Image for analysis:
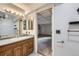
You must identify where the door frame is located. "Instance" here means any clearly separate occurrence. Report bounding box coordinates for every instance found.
[36,6,53,56]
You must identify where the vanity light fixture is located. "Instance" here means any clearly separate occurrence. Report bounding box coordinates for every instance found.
[3,9,25,19]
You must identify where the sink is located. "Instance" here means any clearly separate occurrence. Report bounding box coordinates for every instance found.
[0,37,15,40]
[0,34,33,40]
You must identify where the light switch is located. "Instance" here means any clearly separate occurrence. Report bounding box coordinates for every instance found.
[56,30,61,34]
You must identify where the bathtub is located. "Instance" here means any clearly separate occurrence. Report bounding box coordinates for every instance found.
[38,36,52,49]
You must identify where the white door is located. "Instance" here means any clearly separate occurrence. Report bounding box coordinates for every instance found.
[54,3,79,56]
[54,32,69,56]
[54,31,79,56]
[54,14,79,56]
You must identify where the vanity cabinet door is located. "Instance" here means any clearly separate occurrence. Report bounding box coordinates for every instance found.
[14,46,22,56]
[0,52,5,56]
[4,49,13,56]
[27,39,34,55]
[22,39,34,55]
[28,39,34,48]
[0,49,13,56]
[22,43,29,55]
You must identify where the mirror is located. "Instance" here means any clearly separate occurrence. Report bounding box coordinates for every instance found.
[23,17,34,30]
[28,20,31,30]
[23,20,27,30]
[31,20,33,30]
[28,17,34,30]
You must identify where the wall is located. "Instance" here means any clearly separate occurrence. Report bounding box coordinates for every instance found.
[38,24,52,35]
[54,3,79,56]
[37,12,52,35]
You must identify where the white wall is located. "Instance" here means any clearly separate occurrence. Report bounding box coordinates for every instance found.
[54,3,79,56]
[38,24,52,35]
[37,13,52,35]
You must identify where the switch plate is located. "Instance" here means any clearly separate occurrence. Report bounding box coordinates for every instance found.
[56,30,61,34]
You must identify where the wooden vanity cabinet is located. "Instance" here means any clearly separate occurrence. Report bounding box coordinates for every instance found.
[0,38,34,56]
[0,44,14,56]
[14,45,22,56]
[22,38,34,55]
[22,43,28,55]
[0,49,13,56]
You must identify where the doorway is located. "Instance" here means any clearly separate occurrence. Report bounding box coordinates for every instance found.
[37,8,52,56]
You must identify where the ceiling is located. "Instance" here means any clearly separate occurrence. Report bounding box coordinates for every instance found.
[0,3,46,15]
[13,3,46,14]
[37,8,52,18]
[0,3,62,15]
[54,3,62,6]
[37,8,52,24]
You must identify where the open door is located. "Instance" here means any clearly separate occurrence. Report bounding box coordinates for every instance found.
[37,8,52,56]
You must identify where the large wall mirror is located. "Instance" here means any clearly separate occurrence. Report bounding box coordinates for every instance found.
[23,17,34,30]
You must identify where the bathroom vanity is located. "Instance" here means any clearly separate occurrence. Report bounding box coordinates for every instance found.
[0,36,34,56]
[0,10,34,56]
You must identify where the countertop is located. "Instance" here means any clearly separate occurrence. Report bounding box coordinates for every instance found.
[0,35,34,46]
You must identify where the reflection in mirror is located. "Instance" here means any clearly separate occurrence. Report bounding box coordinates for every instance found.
[23,20,26,30]
[28,20,31,30]
[22,17,34,31]
[19,19,23,35]
[28,17,34,30]
[31,20,33,30]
